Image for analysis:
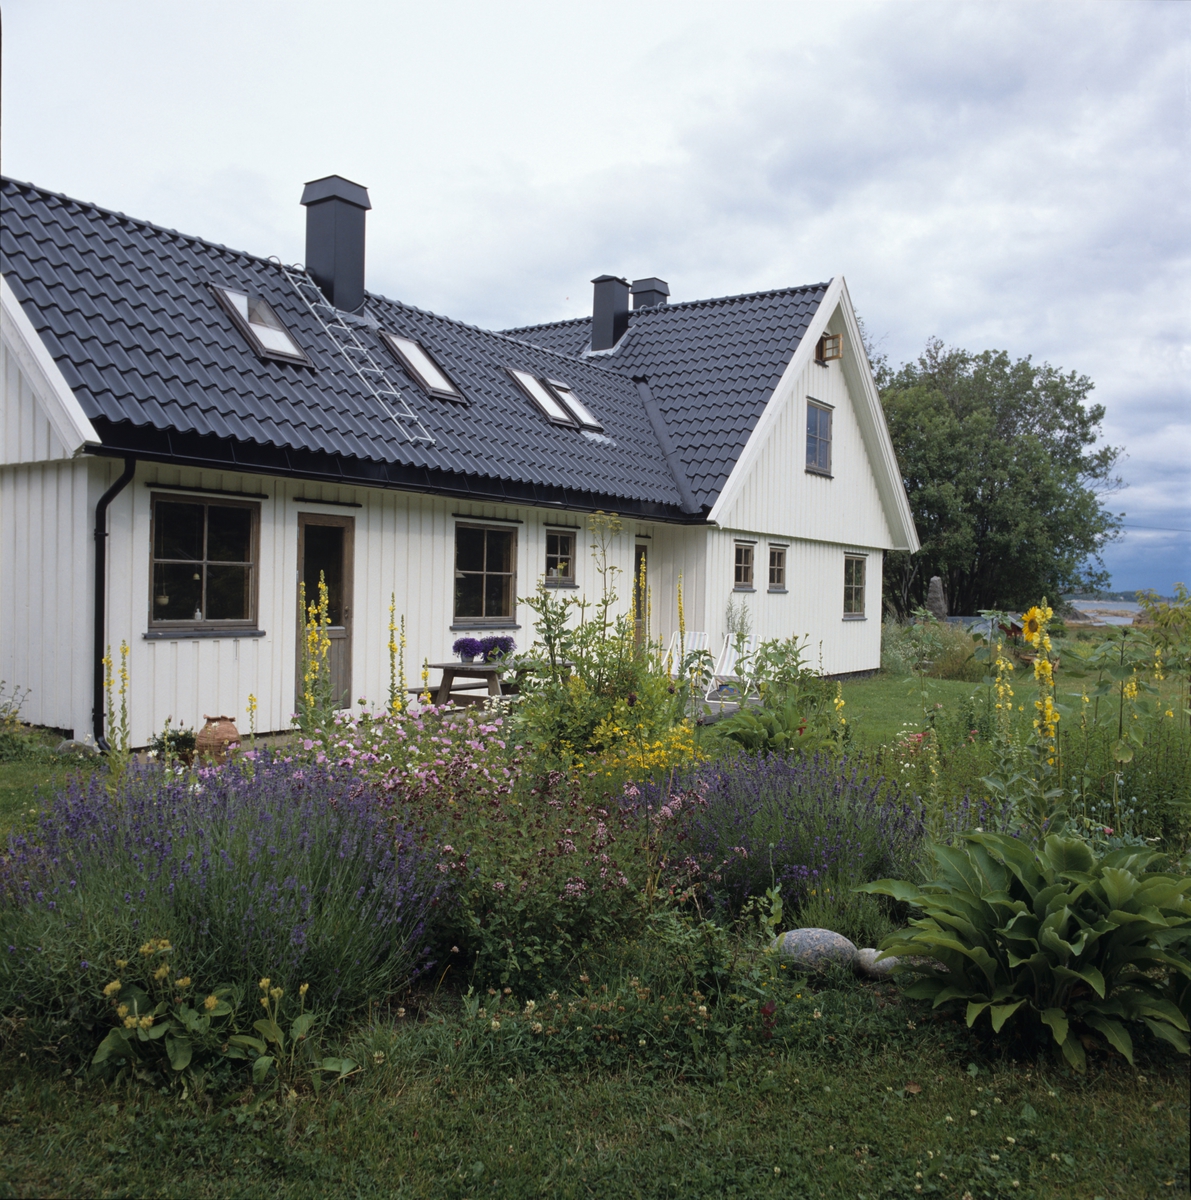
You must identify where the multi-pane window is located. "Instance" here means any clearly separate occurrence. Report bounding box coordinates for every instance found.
[844,555,866,616]
[816,332,843,362]
[150,497,258,627]
[454,525,516,623]
[734,543,754,589]
[545,531,575,585]
[769,546,786,590]
[806,401,832,474]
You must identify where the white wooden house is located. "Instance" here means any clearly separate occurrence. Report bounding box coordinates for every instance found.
[0,174,918,747]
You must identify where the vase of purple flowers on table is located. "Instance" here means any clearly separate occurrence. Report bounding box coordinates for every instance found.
[480,635,516,663]
[452,636,484,663]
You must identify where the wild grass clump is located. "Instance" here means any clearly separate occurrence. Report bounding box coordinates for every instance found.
[882,617,983,680]
[0,755,443,1034]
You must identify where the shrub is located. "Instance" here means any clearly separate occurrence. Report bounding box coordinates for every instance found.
[882,618,983,681]
[861,830,1191,1070]
[676,754,926,923]
[0,756,443,1028]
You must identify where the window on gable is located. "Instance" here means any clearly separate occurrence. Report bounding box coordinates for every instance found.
[545,530,576,585]
[381,333,463,400]
[806,400,832,475]
[454,524,517,625]
[816,332,843,362]
[213,286,310,366]
[844,555,866,617]
[150,496,259,628]
[547,380,603,431]
[734,543,755,590]
[769,545,787,591]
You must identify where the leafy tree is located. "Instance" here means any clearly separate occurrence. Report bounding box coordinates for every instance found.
[877,339,1122,616]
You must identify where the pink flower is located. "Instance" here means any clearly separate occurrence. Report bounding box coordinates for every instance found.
[1103,826,1114,836]
[303,739,314,751]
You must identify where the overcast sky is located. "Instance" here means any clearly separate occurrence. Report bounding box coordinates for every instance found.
[3,0,1188,592]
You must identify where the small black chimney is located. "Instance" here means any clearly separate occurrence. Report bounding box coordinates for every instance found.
[300,175,372,312]
[591,274,630,351]
[631,277,669,309]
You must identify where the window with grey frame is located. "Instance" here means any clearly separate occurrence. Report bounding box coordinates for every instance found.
[544,530,575,585]
[150,496,259,629]
[769,545,787,591]
[454,524,517,624]
[734,543,755,589]
[844,555,866,616]
[806,400,832,474]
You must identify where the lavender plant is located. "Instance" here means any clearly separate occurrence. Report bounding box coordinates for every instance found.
[676,753,927,933]
[0,756,443,1029]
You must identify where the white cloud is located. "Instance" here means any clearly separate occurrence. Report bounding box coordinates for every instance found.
[2,0,1187,589]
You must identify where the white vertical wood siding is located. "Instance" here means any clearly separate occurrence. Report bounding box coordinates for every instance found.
[0,456,94,735]
[717,343,894,550]
[700,529,882,676]
[1,332,72,465]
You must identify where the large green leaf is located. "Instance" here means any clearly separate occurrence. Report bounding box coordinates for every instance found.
[934,845,985,897]
[254,1018,285,1049]
[252,1055,275,1086]
[1040,1007,1068,1045]
[1140,1018,1190,1054]
[1052,963,1106,998]
[990,1000,1025,1033]
[1043,836,1095,876]
[1060,1032,1087,1072]
[228,1034,268,1054]
[1098,868,1140,911]
[1082,1013,1134,1064]
[858,879,924,904]
[166,1035,192,1072]
[92,1027,133,1066]
[966,1001,990,1027]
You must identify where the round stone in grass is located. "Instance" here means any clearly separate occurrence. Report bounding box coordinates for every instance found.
[854,947,899,978]
[771,928,857,970]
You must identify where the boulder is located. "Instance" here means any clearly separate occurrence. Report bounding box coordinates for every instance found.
[770,928,857,970]
[55,739,99,757]
[854,947,899,978]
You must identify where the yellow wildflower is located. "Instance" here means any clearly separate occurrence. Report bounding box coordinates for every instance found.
[270,987,283,1001]
[116,1004,129,1018]
[153,964,170,981]
[299,982,309,997]
[123,1016,138,1029]
[175,977,191,988]
[103,980,122,997]
[260,996,269,1008]
[138,1015,154,1029]
[1123,678,1138,701]
[115,959,129,969]
[259,977,271,991]
[203,994,218,1011]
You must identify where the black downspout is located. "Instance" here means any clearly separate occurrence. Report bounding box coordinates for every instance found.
[93,456,136,751]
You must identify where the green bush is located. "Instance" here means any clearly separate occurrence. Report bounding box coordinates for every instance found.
[882,618,983,681]
[861,829,1191,1070]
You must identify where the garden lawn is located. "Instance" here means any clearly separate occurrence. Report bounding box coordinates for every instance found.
[839,673,979,746]
[0,758,96,840]
[0,1028,1185,1199]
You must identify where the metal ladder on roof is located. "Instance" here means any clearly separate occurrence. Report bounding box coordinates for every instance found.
[279,263,436,447]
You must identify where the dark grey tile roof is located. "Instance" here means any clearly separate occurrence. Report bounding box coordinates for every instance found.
[504,284,829,507]
[0,178,685,512]
[3,177,829,516]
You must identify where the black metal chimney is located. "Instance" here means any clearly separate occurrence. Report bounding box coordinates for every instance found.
[300,175,372,312]
[591,275,630,351]
[631,277,669,309]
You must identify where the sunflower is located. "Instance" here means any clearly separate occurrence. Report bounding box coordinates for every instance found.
[1021,604,1051,647]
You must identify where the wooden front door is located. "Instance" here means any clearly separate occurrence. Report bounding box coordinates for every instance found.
[297,514,354,709]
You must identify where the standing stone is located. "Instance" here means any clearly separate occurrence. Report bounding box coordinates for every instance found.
[926,576,948,620]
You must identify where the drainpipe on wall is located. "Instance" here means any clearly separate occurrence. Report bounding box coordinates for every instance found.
[92,456,136,751]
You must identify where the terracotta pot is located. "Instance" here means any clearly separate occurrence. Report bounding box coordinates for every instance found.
[196,715,241,763]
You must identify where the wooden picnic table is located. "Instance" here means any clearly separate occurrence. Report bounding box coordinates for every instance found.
[414,659,573,707]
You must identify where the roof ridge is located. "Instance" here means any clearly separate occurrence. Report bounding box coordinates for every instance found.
[501,280,832,336]
[1,175,284,270]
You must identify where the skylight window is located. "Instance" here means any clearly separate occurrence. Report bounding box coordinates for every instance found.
[508,368,575,425]
[547,380,603,431]
[213,287,310,365]
[381,333,463,400]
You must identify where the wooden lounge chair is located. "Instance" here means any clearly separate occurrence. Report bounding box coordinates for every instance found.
[664,630,711,676]
[704,634,759,703]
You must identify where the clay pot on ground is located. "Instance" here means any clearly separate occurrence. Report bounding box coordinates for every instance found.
[196,715,241,763]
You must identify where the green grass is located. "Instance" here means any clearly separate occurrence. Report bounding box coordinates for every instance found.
[840,673,980,746]
[0,754,97,840]
[1,989,1186,1199]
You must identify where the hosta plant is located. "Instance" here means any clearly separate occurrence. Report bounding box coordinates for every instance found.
[860,830,1191,1070]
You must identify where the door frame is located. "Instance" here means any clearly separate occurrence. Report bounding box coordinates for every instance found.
[296,512,355,709]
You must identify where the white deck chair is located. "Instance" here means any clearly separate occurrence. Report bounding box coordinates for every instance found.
[665,630,710,677]
[704,634,759,703]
